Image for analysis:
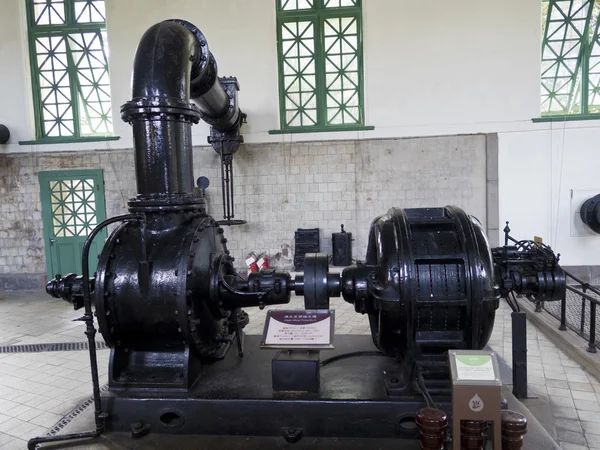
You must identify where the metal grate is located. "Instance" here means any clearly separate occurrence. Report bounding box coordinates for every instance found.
[45,384,109,436]
[543,286,600,344]
[0,341,107,353]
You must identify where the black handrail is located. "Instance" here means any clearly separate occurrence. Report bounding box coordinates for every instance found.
[565,269,600,297]
[546,269,599,354]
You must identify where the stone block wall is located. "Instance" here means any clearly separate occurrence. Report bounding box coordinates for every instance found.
[0,134,494,290]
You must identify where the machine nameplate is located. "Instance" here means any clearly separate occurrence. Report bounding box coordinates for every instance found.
[261,310,334,349]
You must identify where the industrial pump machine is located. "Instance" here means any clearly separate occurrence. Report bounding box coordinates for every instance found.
[37,19,566,448]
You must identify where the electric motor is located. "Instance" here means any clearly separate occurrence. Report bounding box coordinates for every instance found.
[342,206,499,383]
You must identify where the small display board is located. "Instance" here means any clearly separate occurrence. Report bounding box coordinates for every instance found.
[454,354,496,381]
[261,310,334,349]
[449,350,502,449]
[449,350,500,384]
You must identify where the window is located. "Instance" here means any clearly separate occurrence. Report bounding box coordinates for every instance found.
[26,0,113,140]
[541,0,600,117]
[275,0,367,132]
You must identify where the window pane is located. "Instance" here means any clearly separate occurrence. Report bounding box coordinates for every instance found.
[74,0,106,23]
[280,0,314,11]
[280,21,317,127]
[324,0,357,7]
[324,16,361,125]
[67,31,113,135]
[49,179,98,237]
[34,35,74,137]
[541,0,591,115]
[33,0,65,25]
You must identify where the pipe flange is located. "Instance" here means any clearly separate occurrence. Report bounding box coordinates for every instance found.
[121,97,202,124]
[166,19,211,73]
[128,194,206,213]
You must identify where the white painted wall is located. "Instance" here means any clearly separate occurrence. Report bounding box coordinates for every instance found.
[0,0,541,150]
[499,124,600,266]
[1,0,599,265]
[0,0,32,149]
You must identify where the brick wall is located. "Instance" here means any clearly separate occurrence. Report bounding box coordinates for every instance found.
[0,134,493,290]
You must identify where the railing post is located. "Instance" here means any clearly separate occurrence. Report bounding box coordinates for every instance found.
[559,291,567,331]
[512,311,528,398]
[588,302,597,354]
[581,285,587,334]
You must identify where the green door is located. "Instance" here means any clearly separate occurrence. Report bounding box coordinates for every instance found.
[39,170,108,280]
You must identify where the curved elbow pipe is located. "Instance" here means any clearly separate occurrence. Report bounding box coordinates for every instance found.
[121,19,241,205]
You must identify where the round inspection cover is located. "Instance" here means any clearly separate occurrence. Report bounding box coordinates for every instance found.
[303,253,329,309]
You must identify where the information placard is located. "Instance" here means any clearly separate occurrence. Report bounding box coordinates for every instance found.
[455,354,495,381]
[261,310,334,349]
[449,350,500,384]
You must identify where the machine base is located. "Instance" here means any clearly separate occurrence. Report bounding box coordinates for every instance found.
[102,335,450,440]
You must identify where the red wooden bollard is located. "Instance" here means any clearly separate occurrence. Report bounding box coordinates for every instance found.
[460,420,487,450]
[416,408,448,450]
[501,410,527,450]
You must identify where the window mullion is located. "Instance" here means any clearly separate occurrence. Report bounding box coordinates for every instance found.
[276,16,286,129]
[356,10,365,125]
[315,13,326,127]
[65,0,75,26]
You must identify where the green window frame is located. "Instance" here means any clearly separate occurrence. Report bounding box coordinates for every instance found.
[540,0,600,120]
[272,0,372,134]
[24,0,115,143]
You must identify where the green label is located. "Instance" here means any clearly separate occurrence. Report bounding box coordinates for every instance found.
[454,353,496,381]
[455,355,492,366]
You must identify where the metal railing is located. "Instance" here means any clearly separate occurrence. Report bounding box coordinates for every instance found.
[542,270,600,353]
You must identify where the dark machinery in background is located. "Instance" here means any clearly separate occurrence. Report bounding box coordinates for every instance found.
[581,194,600,234]
[33,19,567,448]
[0,124,10,144]
[332,224,352,266]
[294,227,320,269]
[491,222,567,398]
[493,222,566,305]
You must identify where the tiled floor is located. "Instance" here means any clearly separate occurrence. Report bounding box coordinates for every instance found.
[488,300,600,450]
[0,290,599,449]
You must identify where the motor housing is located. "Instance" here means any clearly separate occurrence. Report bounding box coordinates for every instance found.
[342,206,499,390]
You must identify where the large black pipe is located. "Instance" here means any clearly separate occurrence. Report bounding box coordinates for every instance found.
[121,20,241,203]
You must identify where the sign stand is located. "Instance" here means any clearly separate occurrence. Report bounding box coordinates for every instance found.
[449,350,502,449]
[272,349,321,392]
[261,310,334,393]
